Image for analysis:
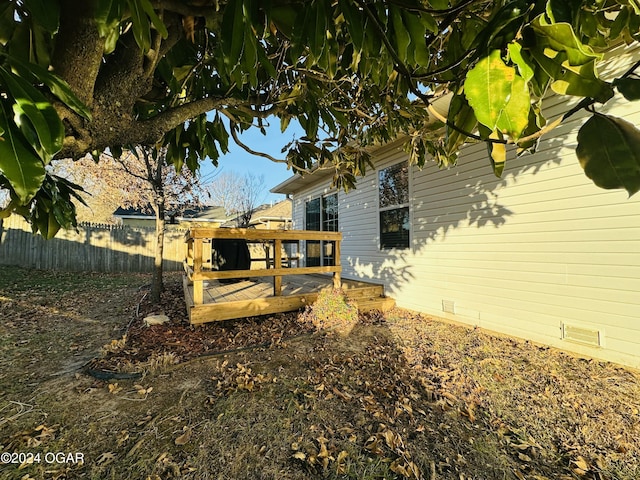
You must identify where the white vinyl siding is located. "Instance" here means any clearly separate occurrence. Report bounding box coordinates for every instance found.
[296,111,640,367]
[288,47,640,368]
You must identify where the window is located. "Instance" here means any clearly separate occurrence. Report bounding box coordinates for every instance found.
[305,193,338,266]
[379,161,410,249]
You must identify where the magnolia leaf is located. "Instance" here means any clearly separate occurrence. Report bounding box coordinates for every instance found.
[128,0,151,51]
[496,74,530,140]
[429,0,449,8]
[464,50,517,131]
[532,15,602,66]
[221,0,245,67]
[613,77,640,100]
[139,0,168,39]
[33,202,62,239]
[576,113,640,196]
[446,94,477,154]
[22,0,59,33]
[507,42,534,82]
[487,130,507,177]
[402,10,433,66]
[0,66,63,158]
[391,6,410,63]
[530,49,614,103]
[8,56,92,120]
[0,110,46,204]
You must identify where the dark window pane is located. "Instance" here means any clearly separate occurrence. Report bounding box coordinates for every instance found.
[322,194,338,232]
[380,207,410,249]
[305,198,321,231]
[379,162,409,208]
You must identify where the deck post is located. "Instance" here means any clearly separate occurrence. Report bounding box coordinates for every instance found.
[273,239,282,296]
[193,238,203,305]
[333,239,342,289]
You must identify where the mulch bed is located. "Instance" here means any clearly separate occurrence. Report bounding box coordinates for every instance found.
[88,277,317,373]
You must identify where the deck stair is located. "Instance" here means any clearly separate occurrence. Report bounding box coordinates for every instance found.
[341,284,395,312]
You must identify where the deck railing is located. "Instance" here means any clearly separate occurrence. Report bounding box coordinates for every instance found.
[184,228,342,305]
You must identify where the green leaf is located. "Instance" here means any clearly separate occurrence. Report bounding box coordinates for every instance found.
[446,94,477,155]
[0,66,63,159]
[507,42,534,83]
[308,1,327,63]
[390,6,410,63]
[8,56,92,120]
[402,10,432,66]
[128,0,151,51]
[269,5,297,39]
[221,0,245,67]
[609,6,630,40]
[464,51,516,131]
[139,0,168,38]
[429,0,449,9]
[531,15,602,66]
[530,49,614,103]
[22,0,59,33]
[496,74,530,140]
[0,108,46,204]
[613,77,640,101]
[338,0,364,52]
[487,130,507,177]
[576,113,640,196]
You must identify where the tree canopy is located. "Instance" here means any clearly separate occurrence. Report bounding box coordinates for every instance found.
[1,0,640,236]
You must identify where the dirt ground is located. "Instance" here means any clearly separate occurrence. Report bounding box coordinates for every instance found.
[0,267,639,480]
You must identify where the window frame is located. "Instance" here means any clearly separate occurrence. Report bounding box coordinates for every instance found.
[304,192,339,266]
[377,161,411,250]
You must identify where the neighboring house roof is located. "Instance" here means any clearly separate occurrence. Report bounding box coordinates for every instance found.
[112,206,155,219]
[221,199,292,227]
[176,205,229,222]
[113,205,231,223]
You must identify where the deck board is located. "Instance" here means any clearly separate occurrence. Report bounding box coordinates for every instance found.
[197,274,354,305]
[183,274,393,324]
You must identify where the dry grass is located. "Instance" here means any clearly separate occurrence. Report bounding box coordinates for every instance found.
[0,267,639,480]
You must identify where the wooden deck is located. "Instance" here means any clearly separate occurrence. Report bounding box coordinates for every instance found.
[183,273,395,324]
[182,228,394,324]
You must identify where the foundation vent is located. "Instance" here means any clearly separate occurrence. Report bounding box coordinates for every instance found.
[442,300,455,314]
[562,323,602,347]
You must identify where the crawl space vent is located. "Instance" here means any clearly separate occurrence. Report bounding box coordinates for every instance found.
[442,300,455,314]
[562,323,602,347]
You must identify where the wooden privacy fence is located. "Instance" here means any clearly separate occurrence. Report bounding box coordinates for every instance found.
[0,215,186,273]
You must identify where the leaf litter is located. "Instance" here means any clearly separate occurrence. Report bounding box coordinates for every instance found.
[1,270,639,479]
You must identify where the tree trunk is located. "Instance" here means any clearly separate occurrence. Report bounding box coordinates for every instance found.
[151,199,166,304]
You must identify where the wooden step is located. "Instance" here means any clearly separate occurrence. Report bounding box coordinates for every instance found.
[354,296,396,312]
[343,285,385,300]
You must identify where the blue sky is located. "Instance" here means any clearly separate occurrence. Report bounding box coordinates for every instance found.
[200,119,305,204]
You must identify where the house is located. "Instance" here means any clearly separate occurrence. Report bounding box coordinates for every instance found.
[271,57,640,369]
[221,199,293,229]
[113,205,231,229]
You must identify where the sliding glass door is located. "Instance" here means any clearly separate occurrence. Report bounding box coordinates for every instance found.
[305,193,338,267]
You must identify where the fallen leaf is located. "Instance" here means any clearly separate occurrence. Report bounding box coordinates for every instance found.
[108,383,122,394]
[175,426,192,446]
[292,451,306,461]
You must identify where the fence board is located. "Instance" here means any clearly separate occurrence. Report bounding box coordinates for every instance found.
[0,216,186,273]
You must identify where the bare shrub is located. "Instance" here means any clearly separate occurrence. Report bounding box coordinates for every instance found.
[299,288,358,336]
